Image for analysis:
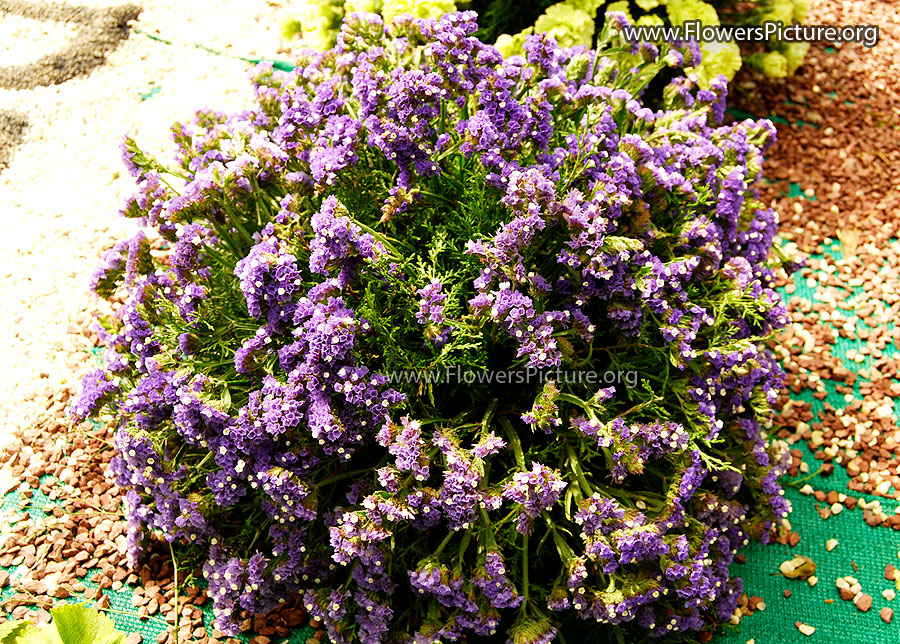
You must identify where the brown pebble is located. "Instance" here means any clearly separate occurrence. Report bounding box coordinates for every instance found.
[52,585,72,599]
[855,593,873,612]
[886,564,897,581]
[789,532,801,547]
[881,607,894,624]
[824,598,834,604]
[125,634,142,644]
[784,589,792,598]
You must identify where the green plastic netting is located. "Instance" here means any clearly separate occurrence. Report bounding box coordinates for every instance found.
[716,239,900,644]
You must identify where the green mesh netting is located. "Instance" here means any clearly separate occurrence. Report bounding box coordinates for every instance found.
[715,239,900,644]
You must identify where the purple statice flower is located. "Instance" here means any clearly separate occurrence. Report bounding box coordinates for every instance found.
[575,493,626,537]
[120,369,180,431]
[474,551,522,609]
[407,489,443,529]
[502,463,567,534]
[69,369,120,421]
[89,239,127,297]
[310,115,363,188]
[303,589,352,644]
[361,492,416,525]
[172,223,215,278]
[79,9,792,642]
[204,545,249,636]
[355,591,393,644]
[415,279,447,324]
[468,284,570,367]
[205,470,246,507]
[432,430,482,531]
[234,325,276,374]
[377,416,430,481]
[309,196,383,287]
[376,465,402,494]
[408,558,476,613]
[330,510,393,591]
[472,432,505,459]
[234,228,303,329]
[612,520,669,566]
[255,466,317,523]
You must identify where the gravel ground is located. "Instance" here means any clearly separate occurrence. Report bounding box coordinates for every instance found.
[0,0,293,449]
[731,0,900,506]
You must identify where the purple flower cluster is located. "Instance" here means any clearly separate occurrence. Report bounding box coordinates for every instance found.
[503,463,568,534]
[74,9,794,643]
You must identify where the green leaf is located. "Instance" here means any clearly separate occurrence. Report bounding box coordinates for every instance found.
[9,623,58,644]
[0,621,31,643]
[47,604,126,644]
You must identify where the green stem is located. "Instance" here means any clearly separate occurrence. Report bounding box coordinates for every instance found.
[479,507,499,550]
[613,395,663,421]
[481,398,499,436]
[222,199,255,247]
[556,393,592,414]
[522,532,530,612]
[169,541,179,639]
[564,441,594,497]
[499,417,527,471]
[434,531,455,558]
[543,512,575,562]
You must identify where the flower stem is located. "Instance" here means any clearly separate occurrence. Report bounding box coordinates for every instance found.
[499,417,527,471]
[169,540,179,639]
[522,532,529,612]
[564,440,594,497]
[434,530,455,558]
[613,395,663,421]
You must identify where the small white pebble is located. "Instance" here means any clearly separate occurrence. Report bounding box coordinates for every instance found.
[826,538,838,551]
[831,502,843,515]
[798,623,816,636]
[799,484,814,495]
[807,575,818,587]
[883,589,896,601]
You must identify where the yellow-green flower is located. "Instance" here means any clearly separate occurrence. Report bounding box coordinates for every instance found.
[382,0,456,22]
[776,41,810,74]
[534,3,596,48]
[746,50,788,77]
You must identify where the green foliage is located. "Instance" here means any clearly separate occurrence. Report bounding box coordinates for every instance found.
[0,604,130,644]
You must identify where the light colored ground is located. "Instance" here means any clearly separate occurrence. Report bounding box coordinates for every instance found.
[0,0,295,447]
